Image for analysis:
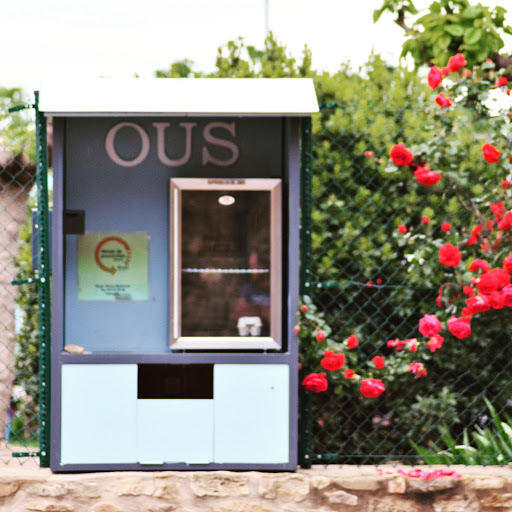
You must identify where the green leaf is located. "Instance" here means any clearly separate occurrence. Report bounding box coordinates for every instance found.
[464,27,483,45]
[435,34,452,51]
[462,5,484,20]
[373,8,385,23]
[445,24,464,37]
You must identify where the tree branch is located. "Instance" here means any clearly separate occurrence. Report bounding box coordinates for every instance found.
[394,9,412,33]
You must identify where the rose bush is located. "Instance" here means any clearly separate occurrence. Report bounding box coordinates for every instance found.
[300,53,512,413]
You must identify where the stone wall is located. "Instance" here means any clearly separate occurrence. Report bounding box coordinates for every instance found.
[0,465,511,512]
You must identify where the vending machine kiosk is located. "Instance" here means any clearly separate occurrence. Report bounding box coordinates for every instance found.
[40,79,318,471]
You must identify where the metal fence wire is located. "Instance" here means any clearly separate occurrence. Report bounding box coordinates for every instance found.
[1,95,511,467]
[299,103,512,466]
[0,91,40,464]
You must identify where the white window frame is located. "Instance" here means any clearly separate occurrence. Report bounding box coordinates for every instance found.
[170,178,282,350]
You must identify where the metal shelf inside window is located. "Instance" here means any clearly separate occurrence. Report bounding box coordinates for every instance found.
[182,268,270,274]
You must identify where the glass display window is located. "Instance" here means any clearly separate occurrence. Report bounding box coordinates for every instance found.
[170,178,282,350]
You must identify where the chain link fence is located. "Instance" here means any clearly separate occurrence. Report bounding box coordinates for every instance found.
[1,93,511,467]
[299,103,512,465]
[0,90,40,464]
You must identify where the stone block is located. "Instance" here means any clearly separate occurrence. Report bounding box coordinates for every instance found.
[388,477,406,494]
[481,493,512,508]
[78,482,102,499]
[191,473,250,498]
[310,476,331,490]
[0,481,19,497]
[334,476,380,491]
[25,503,74,512]
[153,480,180,500]
[324,490,358,506]
[211,501,273,512]
[258,475,309,502]
[433,497,480,512]
[91,504,123,512]
[407,477,458,493]
[116,478,155,496]
[26,483,69,497]
[465,477,505,490]
[368,497,419,512]
[147,505,176,512]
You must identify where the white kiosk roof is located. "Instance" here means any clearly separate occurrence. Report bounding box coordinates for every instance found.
[39,78,318,117]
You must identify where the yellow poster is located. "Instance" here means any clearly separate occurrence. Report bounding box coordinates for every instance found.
[77,232,149,301]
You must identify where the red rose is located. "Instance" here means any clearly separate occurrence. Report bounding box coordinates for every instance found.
[371,355,385,369]
[469,258,490,273]
[490,202,505,219]
[502,284,512,307]
[466,225,482,245]
[421,216,430,224]
[360,378,385,398]
[504,255,512,274]
[427,66,443,89]
[496,77,509,87]
[463,286,475,297]
[387,338,406,350]
[490,291,505,310]
[414,166,442,186]
[302,373,328,393]
[293,325,300,334]
[408,362,427,378]
[447,53,467,73]
[316,330,326,342]
[502,180,511,189]
[398,224,407,234]
[426,334,444,352]
[300,305,307,312]
[441,67,451,76]
[344,369,355,379]
[320,350,345,371]
[408,340,418,352]
[482,143,501,163]
[447,315,471,339]
[441,222,451,232]
[376,278,383,284]
[439,244,461,267]
[347,334,358,349]
[465,294,491,314]
[390,143,414,166]
[435,93,451,108]
[498,212,512,230]
[476,272,500,295]
[418,314,442,337]
[490,267,510,289]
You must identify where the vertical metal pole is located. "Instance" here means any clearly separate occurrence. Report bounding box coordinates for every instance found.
[34,92,51,467]
[298,116,313,468]
[300,116,312,295]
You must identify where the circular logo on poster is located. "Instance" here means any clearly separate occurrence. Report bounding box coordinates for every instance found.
[94,237,132,274]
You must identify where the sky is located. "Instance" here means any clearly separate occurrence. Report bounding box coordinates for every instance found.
[1,0,512,94]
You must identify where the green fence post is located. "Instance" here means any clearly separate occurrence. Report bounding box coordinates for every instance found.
[34,92,51,467]
[298,116,313,469]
